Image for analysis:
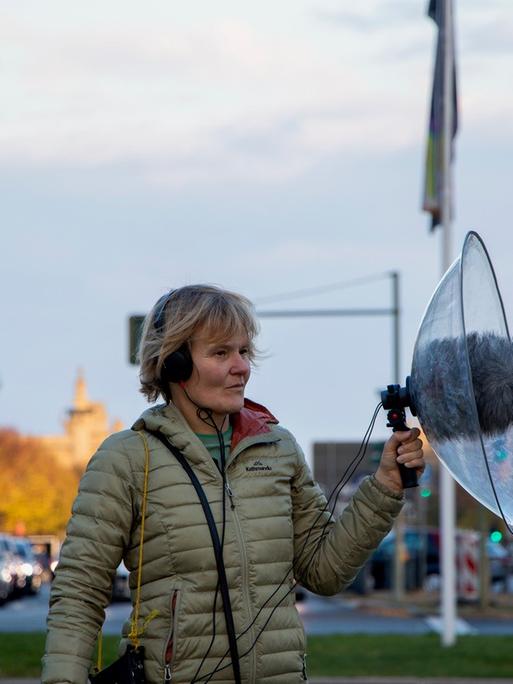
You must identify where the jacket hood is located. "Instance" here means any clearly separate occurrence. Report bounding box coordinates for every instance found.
[132,398,279,451]
[230,398,278,449]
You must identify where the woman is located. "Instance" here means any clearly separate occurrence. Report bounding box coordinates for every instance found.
[42,284,424,684]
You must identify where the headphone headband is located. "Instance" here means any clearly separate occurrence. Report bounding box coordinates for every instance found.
[153,289,193,388]
[154,289,177,332]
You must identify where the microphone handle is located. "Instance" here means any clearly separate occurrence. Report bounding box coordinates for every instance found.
[386,409,419,489]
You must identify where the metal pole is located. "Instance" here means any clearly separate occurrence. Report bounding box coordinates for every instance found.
[391,271,405,601]
[440,0,457,648]
[478,506,490,610]
[390,271,406,601]
[391,272,400,385]
[258,274,405,603]
[257,308,393,318]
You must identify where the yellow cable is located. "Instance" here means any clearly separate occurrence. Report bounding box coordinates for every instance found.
[128,431,151,648]
[95,430,152,669]
[96,630,103,671]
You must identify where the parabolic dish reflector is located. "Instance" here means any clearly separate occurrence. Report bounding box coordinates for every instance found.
[410,231,513,530]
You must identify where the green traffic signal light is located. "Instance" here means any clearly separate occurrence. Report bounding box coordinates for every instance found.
[420,487,431,498]
[490,530,503,543]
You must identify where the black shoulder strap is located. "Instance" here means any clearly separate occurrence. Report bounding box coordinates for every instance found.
[146,430,241,684]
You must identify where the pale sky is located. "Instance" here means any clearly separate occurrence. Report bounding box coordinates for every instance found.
[2,0,513,459]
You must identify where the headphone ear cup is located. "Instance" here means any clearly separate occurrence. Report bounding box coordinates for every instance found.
[161,345,193,384]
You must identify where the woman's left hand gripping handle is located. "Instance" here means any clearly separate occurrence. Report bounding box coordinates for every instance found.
[375,428,425,493]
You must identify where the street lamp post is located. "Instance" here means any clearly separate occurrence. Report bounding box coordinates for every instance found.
[257,270,406,599]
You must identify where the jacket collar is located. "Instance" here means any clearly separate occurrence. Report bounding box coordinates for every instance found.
[230,398,278,450]
[132,398,279,457]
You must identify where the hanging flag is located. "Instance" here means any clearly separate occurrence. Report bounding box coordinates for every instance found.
[422,0,458,231]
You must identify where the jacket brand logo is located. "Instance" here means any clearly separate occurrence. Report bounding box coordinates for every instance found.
[246,459,272,472]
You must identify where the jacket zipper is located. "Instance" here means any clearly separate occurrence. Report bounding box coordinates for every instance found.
[163,589,179,682]
[226,472,256,682]
[302,653,308,680]
[225,480,235,509]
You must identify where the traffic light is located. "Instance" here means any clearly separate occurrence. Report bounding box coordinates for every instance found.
[489,528,503,543]
[128,315,145,365]
[420,463,432,498]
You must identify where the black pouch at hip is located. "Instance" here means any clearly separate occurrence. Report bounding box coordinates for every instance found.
[89,645,145,684]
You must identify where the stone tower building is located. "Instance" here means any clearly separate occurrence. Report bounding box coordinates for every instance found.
[40,371,122,471]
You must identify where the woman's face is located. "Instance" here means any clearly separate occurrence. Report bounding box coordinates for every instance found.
[184,328,251,419]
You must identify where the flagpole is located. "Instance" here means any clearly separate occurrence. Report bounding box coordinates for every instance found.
[440,0,457,647]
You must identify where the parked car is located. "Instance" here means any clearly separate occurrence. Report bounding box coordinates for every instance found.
[13,538,43,595]
[0,535,46,596]
[487,540,510,585]
[369,527,511,592]
[0,551,14,605]
[370,528,440,591]
[0,534,26,595]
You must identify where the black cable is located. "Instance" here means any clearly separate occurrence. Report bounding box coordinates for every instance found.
[181,393,232,684]
[195,426,231,684]
[231,403,383,667]
[253,273,391,305]
[195,403,382,681]
[195,402,383,681]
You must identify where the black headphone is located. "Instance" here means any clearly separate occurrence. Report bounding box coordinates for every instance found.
[154,291,193,385]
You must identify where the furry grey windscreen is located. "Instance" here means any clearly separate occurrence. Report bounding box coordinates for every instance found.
[411,332,513,441]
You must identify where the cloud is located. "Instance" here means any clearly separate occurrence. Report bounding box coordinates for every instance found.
[0,9,428,181]
[463,20,513,56]
[0,3,512,188]
[240,236,423,279]
[314,1,421,31]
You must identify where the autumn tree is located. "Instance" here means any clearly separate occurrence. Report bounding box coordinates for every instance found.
[0,428,80,536]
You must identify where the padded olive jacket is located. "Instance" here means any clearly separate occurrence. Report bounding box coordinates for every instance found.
[42,400,403,684]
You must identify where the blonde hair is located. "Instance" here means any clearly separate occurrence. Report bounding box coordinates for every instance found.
[139,284,260,403]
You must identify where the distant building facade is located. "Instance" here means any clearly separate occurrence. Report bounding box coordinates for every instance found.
[313,438,438,524]
[313,441,385,516]
[40,371,122,471]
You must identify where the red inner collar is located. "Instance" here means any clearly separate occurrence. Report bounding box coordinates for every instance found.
[230,398,278,450]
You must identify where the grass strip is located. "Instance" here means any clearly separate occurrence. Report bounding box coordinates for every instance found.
[307,634,513,678]
[0,633,119,677]
[2,633,513,678]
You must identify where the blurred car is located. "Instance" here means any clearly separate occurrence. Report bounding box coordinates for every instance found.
[13,538,43,595]
[112,561,130,601]
[0,535,46,596]
[0,551,14,605]
[370,528,511,592]
[487,540,510,585]
[0,534,26,595]
[370,528,440,591]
